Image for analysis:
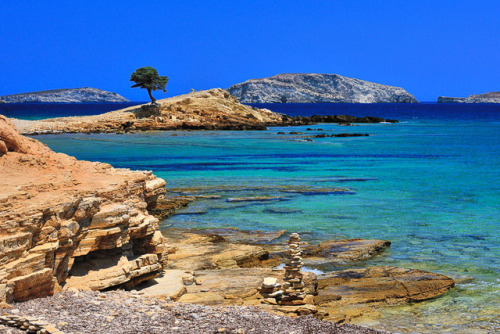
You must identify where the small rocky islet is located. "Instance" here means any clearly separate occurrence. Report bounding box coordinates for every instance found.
[0,92,457,333]
[437,91,500,103]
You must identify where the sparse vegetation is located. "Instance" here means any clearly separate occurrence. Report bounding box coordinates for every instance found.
[130,67,168,104]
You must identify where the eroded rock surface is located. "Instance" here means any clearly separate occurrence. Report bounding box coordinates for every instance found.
[164,233,269,270]
[175,268,317,305]
[316,266,455,307]
[0,115,168,302]
[302,239,392,265]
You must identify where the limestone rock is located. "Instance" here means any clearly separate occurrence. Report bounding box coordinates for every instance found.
[137,270,188,300]
[182,228,286,244]
[64,254,162,291]
[164,233,269,270]
[315,266,455,307]
[0,87,129,103]
[303,239,391,265]
[0,115,168,302]
[12,88,284,135]
[227,73,418,103]
[171,268,316,307]
[0,140,7,156]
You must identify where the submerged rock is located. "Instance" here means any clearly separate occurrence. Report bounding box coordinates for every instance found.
[182,228,287,244]
[227,196,286,202]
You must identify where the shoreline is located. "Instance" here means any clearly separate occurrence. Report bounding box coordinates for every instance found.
[9,89,397,136]
[1,105,494,332]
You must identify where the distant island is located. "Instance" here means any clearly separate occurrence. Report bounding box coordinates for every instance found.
[0,87,129,103]
[438,91,500,103]
[227,73,418,103]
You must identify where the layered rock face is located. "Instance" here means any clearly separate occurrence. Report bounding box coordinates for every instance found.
[227,73,418,103]
[438,91,500,103]
[0,87,129,103]
[0,115,167,302]
[13,88,284,135]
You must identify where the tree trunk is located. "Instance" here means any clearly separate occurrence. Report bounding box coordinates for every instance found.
[147,89,156,104]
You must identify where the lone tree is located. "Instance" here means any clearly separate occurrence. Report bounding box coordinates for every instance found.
[130,67,169,104]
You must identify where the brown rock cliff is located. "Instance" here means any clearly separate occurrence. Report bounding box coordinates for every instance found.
[0,115,168,302]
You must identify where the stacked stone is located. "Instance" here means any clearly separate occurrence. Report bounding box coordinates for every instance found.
[279,233,306,305]
[258,277,283,299]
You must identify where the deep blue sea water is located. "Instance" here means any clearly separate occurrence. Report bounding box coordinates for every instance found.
[0,102,144,120]
[4,103,499,333]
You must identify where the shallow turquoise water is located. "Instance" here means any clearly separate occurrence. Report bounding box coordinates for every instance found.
[37,115,499,332]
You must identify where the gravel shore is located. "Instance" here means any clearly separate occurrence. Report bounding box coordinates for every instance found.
[7,290,389,334]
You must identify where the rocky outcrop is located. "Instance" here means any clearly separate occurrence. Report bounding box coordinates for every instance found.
[164,233,270,270]
[301,239,392,266]
[0,115,168,302]
[438,91,500,103]
[13,88,284,134]
[227,73,418,103]
[316,266,455,307]
[0,87,129,103]
[11,88,399,135]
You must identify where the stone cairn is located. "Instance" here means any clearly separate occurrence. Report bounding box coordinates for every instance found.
[258,233,306,305]
[280,233,306,305]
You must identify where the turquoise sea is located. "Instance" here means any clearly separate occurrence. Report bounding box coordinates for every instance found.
[12,103,499,333]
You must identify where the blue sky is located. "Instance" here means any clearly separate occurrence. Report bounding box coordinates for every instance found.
[0,0,498,101]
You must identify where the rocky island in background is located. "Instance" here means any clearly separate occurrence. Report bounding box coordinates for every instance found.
[0,87,129,103]
[437,91,500,103]
[227,73,418,103]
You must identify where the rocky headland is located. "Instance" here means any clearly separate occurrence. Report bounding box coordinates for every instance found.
[437,91,500,103]
[227,73,418,103]
[0,115,168,303]
[11,88,398,135]
[0,88,129,103]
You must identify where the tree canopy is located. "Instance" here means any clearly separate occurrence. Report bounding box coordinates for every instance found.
[130,67,169,104]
